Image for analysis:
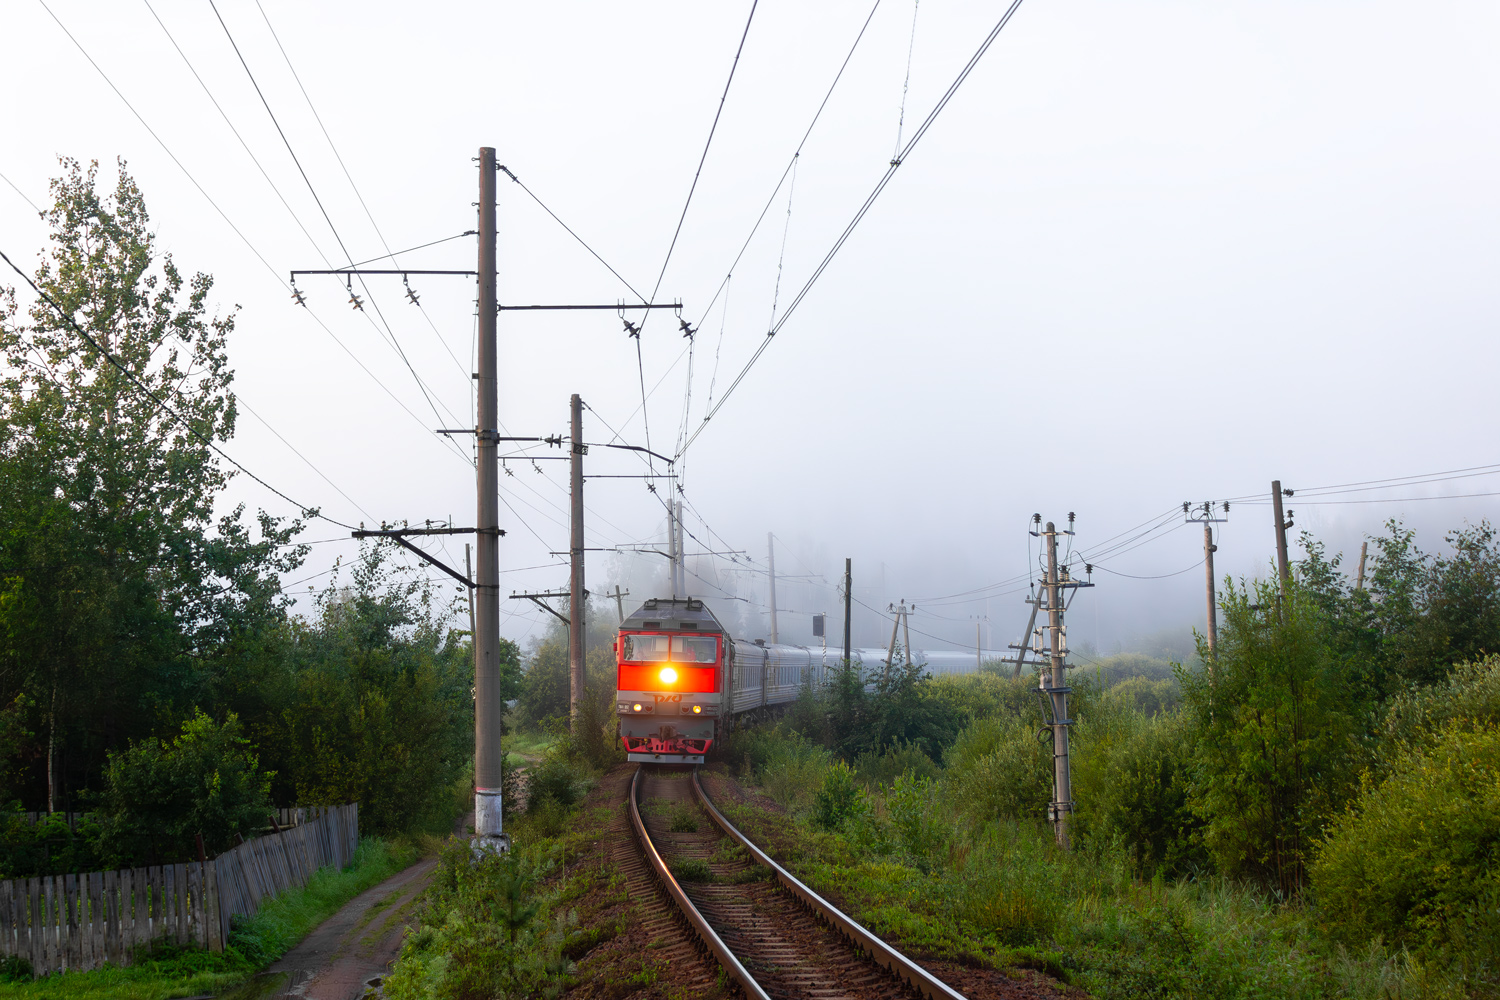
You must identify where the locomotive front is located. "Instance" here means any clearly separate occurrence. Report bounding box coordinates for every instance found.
[616,597,725,764]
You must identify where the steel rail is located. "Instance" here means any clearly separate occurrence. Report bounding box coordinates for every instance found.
[627,767,771,1000]
[691,770,968,1000]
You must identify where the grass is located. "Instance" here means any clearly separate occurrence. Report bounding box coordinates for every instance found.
[717,762,1471,1000]
[0,838,419,1000]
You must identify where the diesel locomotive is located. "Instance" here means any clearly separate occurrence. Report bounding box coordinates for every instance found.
[616,596,1010,764]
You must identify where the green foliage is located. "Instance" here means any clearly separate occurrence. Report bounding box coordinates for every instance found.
[941,713,1050,824]
[753,730,833,813]
[1072,703,1205,878]
[0,158,306,814]
[1179,579,1361,897]
[811,760,867,831]
[245,544,474,837]
[92,710,271,866]
[851,740,940,788]
[386,840,572,1000]
[0,811,105,880]
[1313,722,1500,978]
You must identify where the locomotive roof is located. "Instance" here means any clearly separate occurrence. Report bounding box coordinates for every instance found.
[621,597,727,633]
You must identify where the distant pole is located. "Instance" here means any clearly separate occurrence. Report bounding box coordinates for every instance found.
[612,585,628,623]
[843,558,852,666]
[977,622,982,672]
[1272,479,1292,600]
[667,503,679,599]
[902,603,913,668]
[466,543,476,640]
[885,605,900,681]
[676,500,687,595]
[1044,522,1073,850]
[1203,522,1218,660]
[569,393,585,730]
[767,533,779,644]
[1355,540,1368,591]
[473,147,507,850]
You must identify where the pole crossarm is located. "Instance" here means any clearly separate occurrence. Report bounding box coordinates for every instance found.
[351,527,485,588]
[499,303,680,312]
[291,269,479,277]
[509,589,585,626]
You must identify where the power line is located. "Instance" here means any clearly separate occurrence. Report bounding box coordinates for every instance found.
[251,0,477,396]
[39,0,471,467]
[0,170,42,214]
[1,246,352,530]
[207,1,470,456]
[679,0,1028,458]
[497,166,646,303]
[633,0,759,469]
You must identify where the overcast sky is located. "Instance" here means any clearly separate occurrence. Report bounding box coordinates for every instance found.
[3,0,1498,656]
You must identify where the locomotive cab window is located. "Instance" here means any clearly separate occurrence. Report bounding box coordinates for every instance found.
[620,634,670,661]
[672,636,718,662]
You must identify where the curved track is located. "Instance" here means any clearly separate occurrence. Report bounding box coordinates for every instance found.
[628,766,968,1000]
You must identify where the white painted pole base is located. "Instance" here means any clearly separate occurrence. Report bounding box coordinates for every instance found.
[472,788,510,855]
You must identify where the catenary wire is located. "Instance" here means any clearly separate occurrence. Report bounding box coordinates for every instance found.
[632,0,759,468]
[207,1,470,457]
[38,0,472,466]
[2,246,353,530]
[679,0,1027,459]
[0,170,42,214]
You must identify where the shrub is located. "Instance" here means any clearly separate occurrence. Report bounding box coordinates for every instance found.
[852,740,940,788]
[525,754,594,812]
[758,732,833,813]
[812,761,867,831]
[93,710,272,866]
[942,714,1050,824]
[1312,721,1500,975]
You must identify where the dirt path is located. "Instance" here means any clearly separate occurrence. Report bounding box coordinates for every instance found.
[225,857,436,1000]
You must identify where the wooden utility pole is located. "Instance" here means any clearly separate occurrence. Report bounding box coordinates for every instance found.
[1271,479,1292,601]
[569,393,585,729]
[767,533,779,644]
[1204,522,1218,658]
[842,558,852,666]
[1042,522,1073,850]
[473,147,507,850]
[1032,513,1093,850]
[1355,541,1369,591]
[611,585,629,623]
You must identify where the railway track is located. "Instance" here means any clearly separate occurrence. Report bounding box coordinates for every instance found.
[628,765,967,1000]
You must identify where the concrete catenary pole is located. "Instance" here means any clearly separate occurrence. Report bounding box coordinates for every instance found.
[1203,522,1218,660]
[666,502,678,598]
[1355,540,1369,591]
[843,558,852,666]
[1272,479,1292,602]
[569,393,585,729]
[1044,522,1073,850]
[473,147,507,850]
[767,533,779,644]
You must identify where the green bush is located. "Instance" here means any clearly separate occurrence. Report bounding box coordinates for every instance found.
[941,714,1050,824]
[759,733,832,813]
[852,741,940,788]
[812,761,867,831]
[92,710,272,867]
[1313,721,1500,975]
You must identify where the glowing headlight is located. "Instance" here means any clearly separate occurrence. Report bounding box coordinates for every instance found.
[659,667,678,684]
[632,703,643,712]
[692,705,702,714]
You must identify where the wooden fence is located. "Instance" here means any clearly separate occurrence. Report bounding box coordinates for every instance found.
[0,803,357,975]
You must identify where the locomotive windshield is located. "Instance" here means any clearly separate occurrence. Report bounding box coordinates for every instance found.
[671,636,718,662]
[620,634,670,661]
